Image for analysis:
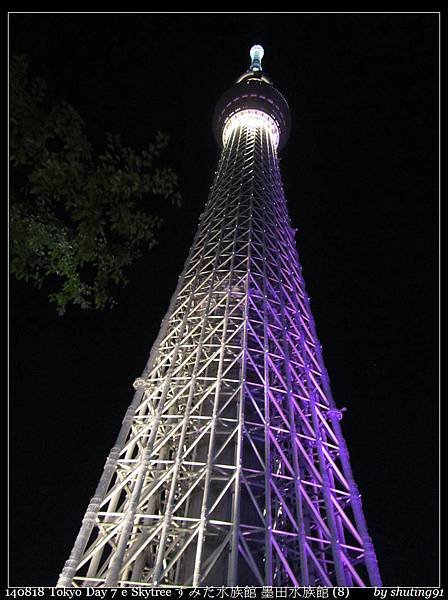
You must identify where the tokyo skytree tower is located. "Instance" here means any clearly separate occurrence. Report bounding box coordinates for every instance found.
[57,45,382,589]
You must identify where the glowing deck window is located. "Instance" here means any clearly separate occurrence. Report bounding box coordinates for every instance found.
[222,109,280,148]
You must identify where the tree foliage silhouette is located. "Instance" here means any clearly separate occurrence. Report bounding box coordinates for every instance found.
[10,55,181,314]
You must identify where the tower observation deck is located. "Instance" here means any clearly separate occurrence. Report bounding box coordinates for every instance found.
[57,45,382,588]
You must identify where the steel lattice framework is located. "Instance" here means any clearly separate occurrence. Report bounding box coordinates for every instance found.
[57,46,381,589]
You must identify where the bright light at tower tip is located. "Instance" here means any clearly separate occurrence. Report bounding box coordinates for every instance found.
[250,45,264,61]
[250,45,264,71]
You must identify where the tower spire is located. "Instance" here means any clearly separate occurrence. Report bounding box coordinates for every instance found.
[249,44,264,71]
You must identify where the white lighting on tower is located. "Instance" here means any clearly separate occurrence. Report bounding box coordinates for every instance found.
[222,109,280,148]
[249,44,264,71]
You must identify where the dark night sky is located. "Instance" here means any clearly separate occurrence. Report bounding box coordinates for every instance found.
[9,13,439,588]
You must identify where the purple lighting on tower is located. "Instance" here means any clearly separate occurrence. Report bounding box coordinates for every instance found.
[57,45,382,588]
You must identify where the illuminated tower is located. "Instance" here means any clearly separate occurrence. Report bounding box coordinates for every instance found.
[57,45,382,588]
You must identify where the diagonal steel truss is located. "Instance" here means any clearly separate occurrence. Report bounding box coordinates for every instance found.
[57,111,382,589]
